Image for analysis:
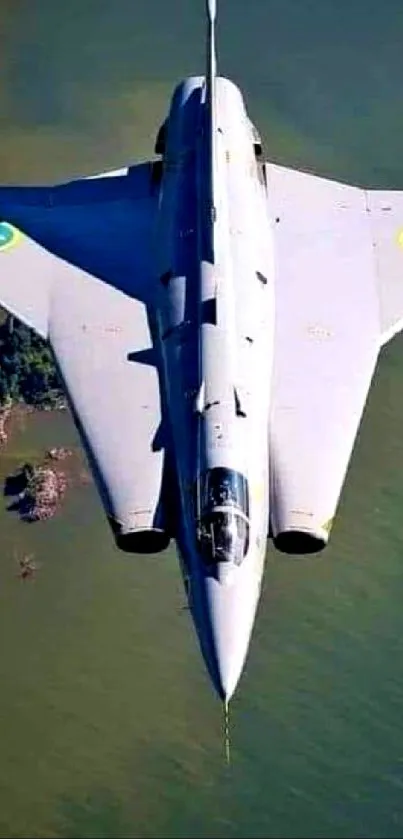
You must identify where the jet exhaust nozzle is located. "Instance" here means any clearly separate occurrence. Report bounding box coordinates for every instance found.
[108,517,170,554]
[273,529,327,555]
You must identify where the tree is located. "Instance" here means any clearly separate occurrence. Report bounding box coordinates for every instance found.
[0,313,63,407]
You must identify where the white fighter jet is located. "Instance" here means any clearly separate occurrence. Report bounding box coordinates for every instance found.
[0,0,403,706]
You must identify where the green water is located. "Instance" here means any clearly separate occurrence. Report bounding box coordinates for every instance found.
[1,1,403,836]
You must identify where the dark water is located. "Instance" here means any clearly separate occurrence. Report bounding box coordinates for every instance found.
[1,2,403,837]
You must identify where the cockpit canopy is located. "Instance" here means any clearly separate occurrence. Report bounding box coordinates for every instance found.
[194,468,250,565]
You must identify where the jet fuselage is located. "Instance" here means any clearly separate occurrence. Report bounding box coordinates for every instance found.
[155,75,275,700]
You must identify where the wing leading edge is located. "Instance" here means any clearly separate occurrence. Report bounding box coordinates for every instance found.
[0,163,172,551]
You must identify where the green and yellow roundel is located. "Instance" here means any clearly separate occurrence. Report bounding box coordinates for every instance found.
[0,222,21,252]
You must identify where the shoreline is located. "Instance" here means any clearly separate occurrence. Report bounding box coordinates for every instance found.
[0,401,90,523]
[0,400,67,449]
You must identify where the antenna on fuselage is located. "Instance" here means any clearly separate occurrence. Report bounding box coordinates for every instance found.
[205,0,217,230]
[223,698,231,765]
[206,0,217,92]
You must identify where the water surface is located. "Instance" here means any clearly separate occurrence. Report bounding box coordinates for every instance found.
[1,2,403,837]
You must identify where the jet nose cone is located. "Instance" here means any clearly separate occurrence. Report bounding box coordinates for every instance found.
[204,570,259,701]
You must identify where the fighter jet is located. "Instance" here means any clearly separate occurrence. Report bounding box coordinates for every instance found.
[0,0,403,707]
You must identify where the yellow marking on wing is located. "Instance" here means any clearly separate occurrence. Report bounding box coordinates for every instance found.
[396,228,403,249]
[322,518,334,534]
[0,223,22,252]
